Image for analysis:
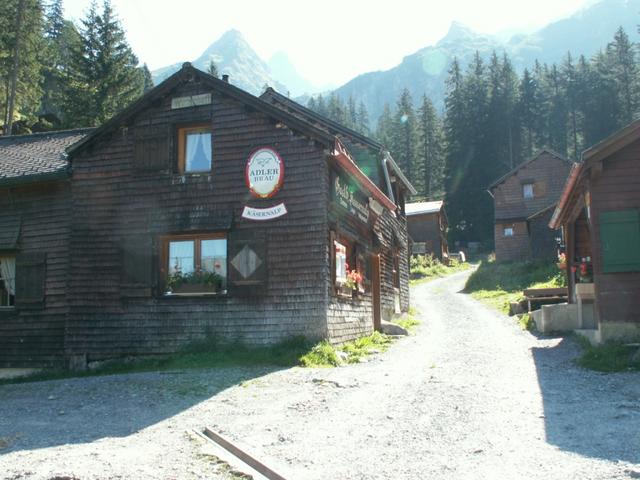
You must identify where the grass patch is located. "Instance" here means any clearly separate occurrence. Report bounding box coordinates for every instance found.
[575,335,640,372]
[1,329,405,384]
[0,336,316,385]
[409,254,472,285]
[394,312,421,333]
[518,313,536,331]
[464,258,565,314]
[299,341,341,367]
[300,331,394,367]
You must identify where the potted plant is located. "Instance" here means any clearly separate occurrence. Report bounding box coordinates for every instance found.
[557,253,567,270]
[167,267,223,294]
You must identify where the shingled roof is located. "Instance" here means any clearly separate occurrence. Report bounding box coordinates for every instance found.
[0,129,92,186]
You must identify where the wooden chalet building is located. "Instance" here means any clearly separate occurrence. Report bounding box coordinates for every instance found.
[488,150,574,262]
[405,201,449,260]
[0,63,414,368]
[549,120,640,343]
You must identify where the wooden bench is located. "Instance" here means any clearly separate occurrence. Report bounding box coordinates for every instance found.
[523,287,568,312]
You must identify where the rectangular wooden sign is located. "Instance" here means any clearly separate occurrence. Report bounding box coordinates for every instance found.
[331,171,370,224]
[171,93,212,109]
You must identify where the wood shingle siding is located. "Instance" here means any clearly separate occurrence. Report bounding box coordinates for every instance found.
[0,182,69,367]
[66,87,331,359]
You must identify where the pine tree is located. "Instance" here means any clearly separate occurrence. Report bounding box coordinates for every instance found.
[518,68,537,158]
[390,88,418,183]
[207,59,218,78]
[561,53,582,159]
[63,0,144,126]
[608,27,638,126]
[376,103,393,147]
[1,0,45,134]
[417,95,444,199]
[545,64,568,156]
[356,101,370,136]
[347,95,357,130]
[141,63,153,92]
[41,0,82,127]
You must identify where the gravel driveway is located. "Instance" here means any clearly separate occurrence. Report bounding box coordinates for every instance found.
[1,269,639,480]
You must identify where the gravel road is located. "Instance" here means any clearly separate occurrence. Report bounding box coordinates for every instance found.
[1,269,639,480]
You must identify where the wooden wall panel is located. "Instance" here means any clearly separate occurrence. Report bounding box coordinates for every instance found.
[590,142,640,325]
[66,82,331,360]
[0,182,70,367]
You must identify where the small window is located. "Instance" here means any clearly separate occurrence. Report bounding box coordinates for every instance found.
[392,249,400,290]
[333,238,365,296]
[504,227,514,237]
[162,233,227,294]
[178,125,212,173]
[0,256,15,307]
[523,183,534,199]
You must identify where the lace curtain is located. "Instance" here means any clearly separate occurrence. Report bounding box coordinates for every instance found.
[0,257,15,296]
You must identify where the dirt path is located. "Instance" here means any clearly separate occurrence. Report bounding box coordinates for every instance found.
[1,269,639,479]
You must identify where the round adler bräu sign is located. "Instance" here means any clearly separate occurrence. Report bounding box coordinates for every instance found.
[245,147,284,198]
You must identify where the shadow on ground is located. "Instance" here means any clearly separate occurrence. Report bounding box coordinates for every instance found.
[532,336,640,464]
[0,366,278,453]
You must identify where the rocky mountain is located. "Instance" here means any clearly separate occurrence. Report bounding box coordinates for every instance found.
[332,0,640,122]
[152,29,288,96]
[267,51,318,97]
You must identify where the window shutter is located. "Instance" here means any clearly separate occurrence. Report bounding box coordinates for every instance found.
[121,235,154,296]
[15,252,46,308]
[228,230,267,296]
[533,181,546,198]
[134,126,170,171]
[600,210,640,273]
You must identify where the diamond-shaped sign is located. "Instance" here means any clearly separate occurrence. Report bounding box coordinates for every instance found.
[231,245,262,279]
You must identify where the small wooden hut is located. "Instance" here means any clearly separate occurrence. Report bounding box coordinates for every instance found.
[488,150,574,262]
[405,201,449,260]
[550,120,640,343]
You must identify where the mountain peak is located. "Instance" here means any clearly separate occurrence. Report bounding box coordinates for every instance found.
[218,28,245,43]
[444,21,475,40]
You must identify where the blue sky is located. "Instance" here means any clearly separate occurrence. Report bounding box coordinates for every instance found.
[62,0,592,87]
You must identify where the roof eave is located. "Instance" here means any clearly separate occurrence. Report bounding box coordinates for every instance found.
[0,169,69,188]
[383,152,417,195]
[333,139,397,213]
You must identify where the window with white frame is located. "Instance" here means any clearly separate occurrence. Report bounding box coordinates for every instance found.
[523,183,534,199]
[504,227,514,237]
[0,256,15,307]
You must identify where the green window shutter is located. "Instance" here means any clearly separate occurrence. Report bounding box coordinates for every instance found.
[15,252,46,308]
[600,210,640,273]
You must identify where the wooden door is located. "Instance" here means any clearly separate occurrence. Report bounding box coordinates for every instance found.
[372,254,381,331]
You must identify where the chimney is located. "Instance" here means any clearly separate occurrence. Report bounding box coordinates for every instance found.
[222,74,229,83]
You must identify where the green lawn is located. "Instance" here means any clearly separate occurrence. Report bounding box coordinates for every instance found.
[409,254,472,285]
[464,258,565,314]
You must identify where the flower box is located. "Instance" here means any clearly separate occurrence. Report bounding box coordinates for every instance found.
[169,283,221,295]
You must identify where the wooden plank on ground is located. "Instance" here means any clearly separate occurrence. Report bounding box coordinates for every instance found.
[523,287,568,297]
[203,427,289,480]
